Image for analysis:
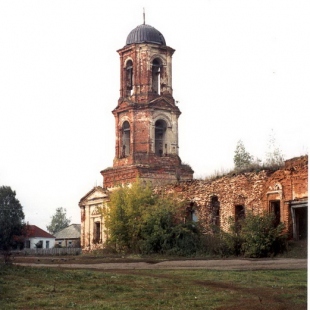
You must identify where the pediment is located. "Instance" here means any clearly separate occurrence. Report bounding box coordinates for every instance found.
[115,98,134,110]
[79,186,109,205]
[149,97,179,110]
[87,191,107,201]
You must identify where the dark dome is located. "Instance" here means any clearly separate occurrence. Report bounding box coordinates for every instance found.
[126,24,166,46]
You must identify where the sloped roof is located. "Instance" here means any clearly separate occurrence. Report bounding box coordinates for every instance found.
[54,224,81,239]
[27,225,55,239]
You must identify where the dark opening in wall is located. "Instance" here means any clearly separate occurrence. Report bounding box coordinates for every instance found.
[235,205,245,222]
[269,200,280,227]
[152,59,161,94]
[155,119,167,156]
[295,207,307,240]
[186,202,198,222]
[121,121,130,157]
[94,222,101,243]
[125,60,133,96]
[211,196,220,226]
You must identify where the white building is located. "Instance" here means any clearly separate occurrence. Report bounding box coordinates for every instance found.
[24,225,55,249]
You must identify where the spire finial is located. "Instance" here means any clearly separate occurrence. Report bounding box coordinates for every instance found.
[143,8,145,25]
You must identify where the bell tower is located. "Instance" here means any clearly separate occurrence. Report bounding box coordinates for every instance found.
[101,21,193,189]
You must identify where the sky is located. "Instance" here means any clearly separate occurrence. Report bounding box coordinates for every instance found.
[0,0,309,230]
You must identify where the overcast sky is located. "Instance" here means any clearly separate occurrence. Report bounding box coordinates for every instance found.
[0,0,309,230]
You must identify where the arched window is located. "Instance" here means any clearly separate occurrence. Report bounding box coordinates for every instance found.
[125,60,133,96]
[152,59,161,94]
[155,120,167,156]
[121,121,130,157]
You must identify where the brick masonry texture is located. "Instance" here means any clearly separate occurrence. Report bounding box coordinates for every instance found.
[154,156,308,236]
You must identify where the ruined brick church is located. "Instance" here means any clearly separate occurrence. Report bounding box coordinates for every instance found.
[79,20,308,251]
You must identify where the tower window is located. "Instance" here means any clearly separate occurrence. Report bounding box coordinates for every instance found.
[152,59,161,94]
[121,121,130,157]
[155,119,167,156]
[125,60,133,96]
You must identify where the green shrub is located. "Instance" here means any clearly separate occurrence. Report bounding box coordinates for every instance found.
[203,213,287,258]
[102,180,203,256]
[239,212,287,257]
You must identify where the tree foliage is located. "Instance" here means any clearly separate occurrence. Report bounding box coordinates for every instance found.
[0,186,25,256]
[102,181,201,255]
[233,140,253,170]
[46,207,71,235]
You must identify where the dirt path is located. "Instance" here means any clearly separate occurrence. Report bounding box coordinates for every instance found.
[16,258,307,270]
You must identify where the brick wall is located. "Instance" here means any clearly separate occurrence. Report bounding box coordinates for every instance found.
[156,156,308,236]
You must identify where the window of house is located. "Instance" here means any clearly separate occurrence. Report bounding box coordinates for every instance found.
[25,240,30,248]
[152,59,161,94]
[68,241,72,247]
[269,200,280,227]
[126,60,133,96]
[121,121,130,157]
[46,241,49,249]
[155,119,167,156]
[35,240,43,248]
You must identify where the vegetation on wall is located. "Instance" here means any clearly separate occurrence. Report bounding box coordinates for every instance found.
[206,133,286,181]
[233,140,254,171]
[265,129,285,168]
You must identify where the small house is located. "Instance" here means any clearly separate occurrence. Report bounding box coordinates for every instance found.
[54,224,81,248]
[24,225,55,249]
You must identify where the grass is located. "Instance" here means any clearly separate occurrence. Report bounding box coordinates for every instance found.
[0,264,307,309]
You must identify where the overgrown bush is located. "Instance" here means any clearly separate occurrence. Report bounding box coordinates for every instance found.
[203,213,287,258]
[201,224,243,257]
[239,212,287,257]
[102,180,202,256]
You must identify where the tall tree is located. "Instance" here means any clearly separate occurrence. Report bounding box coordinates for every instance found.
[233,140,253,170]
[46,207,71,235]
[0,186,25,255]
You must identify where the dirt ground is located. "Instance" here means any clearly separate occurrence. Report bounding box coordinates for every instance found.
[13,256,307,270]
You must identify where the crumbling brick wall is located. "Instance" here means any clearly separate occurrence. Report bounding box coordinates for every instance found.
[81,156,307,251]
[156,156,308,237]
